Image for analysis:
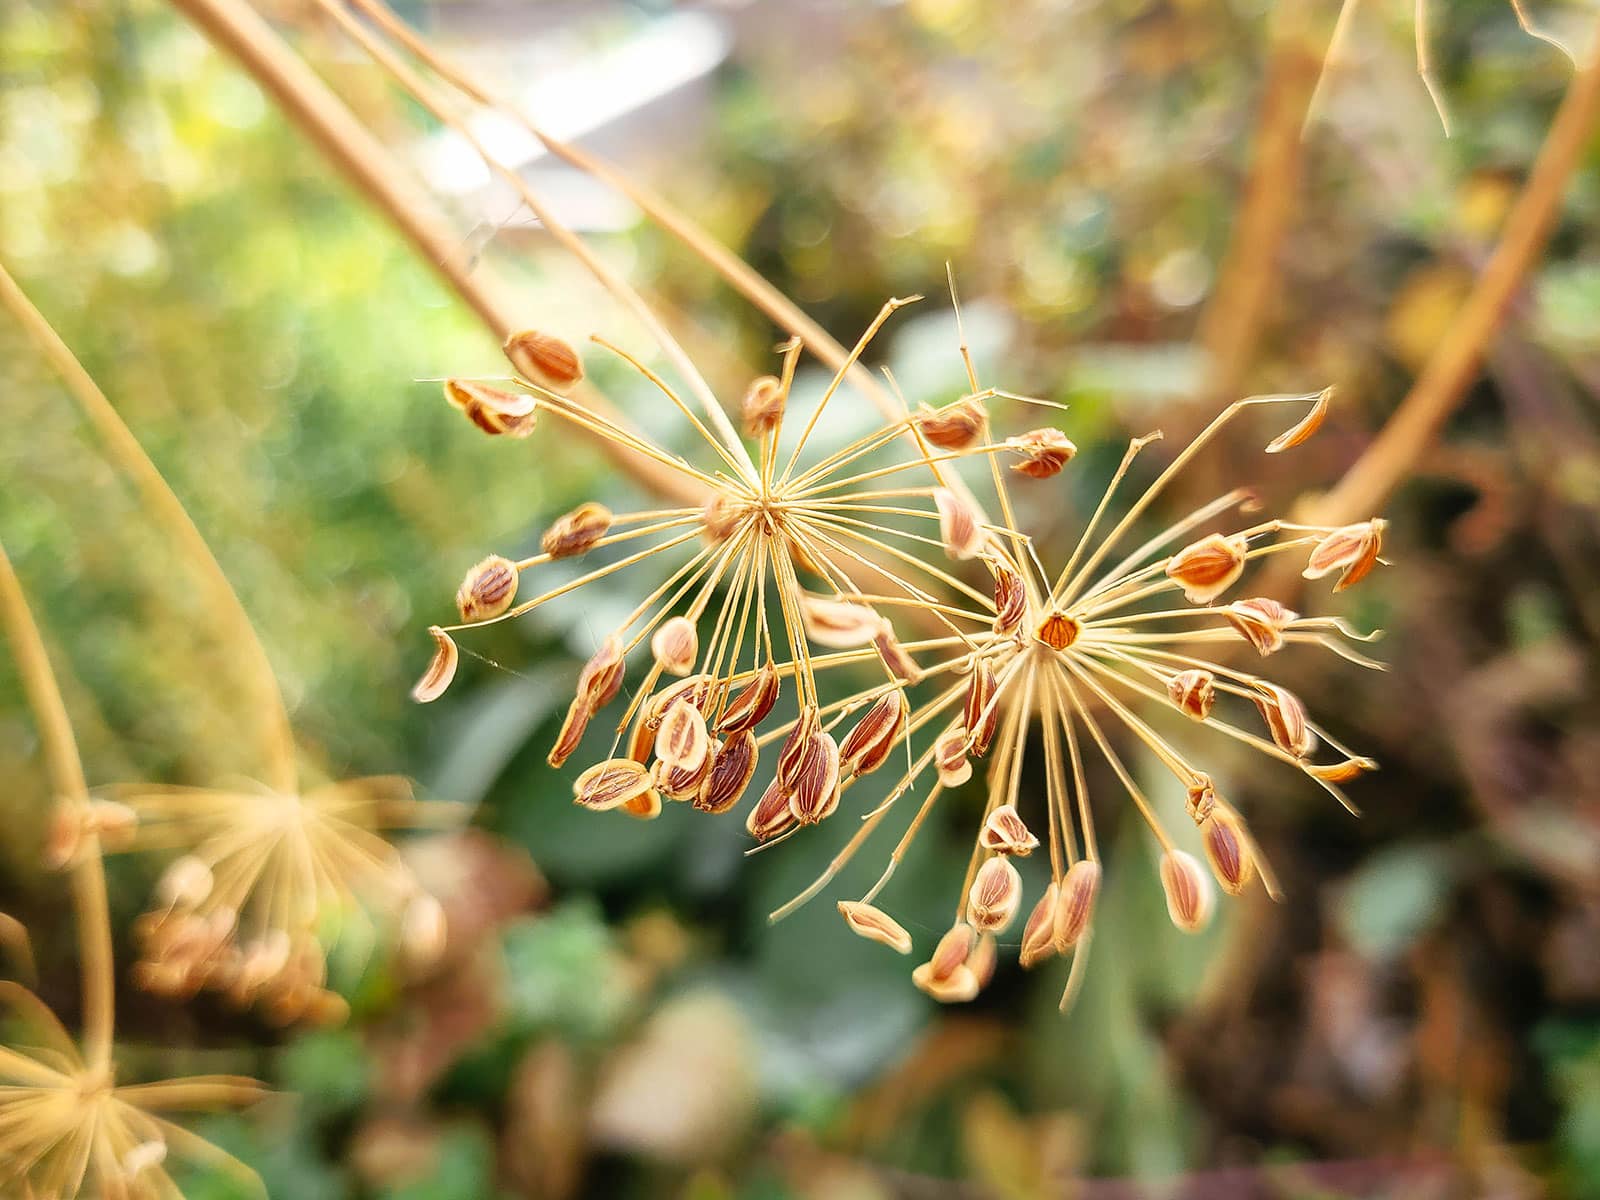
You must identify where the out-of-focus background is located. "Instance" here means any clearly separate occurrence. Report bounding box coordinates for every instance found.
[3,0,1600,1196]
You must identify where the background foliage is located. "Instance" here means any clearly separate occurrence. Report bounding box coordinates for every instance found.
[3,0,1600,1195]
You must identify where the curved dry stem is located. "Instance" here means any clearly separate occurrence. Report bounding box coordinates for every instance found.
[1304,10,1600,528]
[0,542,113,1071]
[0,259,298,798]
[164,0,705,507]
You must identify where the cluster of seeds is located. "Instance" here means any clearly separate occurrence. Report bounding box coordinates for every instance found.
[99,778,447,1023]
[419,305,1387,1011]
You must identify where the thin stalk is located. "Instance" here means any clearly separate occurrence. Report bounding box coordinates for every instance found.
[0,261,297,797]
[1310,9,1600,527]
[164,0,704,506]
[0,542,113,1071]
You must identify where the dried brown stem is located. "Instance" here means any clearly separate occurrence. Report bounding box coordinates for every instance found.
[164,0,704,507]
[1310,13,1600,526]
[0,259,300,796]
[0,540,114,1071]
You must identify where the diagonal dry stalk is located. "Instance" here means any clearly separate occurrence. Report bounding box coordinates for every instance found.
[0,540,113,1071]
[0,259,298,797]
[1309,7,1600,529]
[165,0,705,508]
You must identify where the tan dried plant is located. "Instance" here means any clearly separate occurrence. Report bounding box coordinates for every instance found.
[0,263,453,1024]
[762,380,1389,1010]
[306,0,1394,1010]
[0,540,266,1199]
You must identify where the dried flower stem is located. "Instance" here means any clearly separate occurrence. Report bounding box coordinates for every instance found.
[1310,10,1600,526]
[0,259,298,796]
[0,541,112,1071]
[165,0,705,506]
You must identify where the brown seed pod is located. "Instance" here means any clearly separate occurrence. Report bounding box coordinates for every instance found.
[656,700,711,776]
[651,616,699,676]
[967,856,1023,934]
[456,555,519,624]
[443,379,538,438]
[1007,427,1077,478]
[776,708,821,782]
[1034,610,1080,651]
[800,594,883,648]
[411,626,459,703]
[934,488,984,560]
[1159,850,1214,932]
[1304,518,1386,591]
[992,564,1027,636]
[911,961,980,1003]
[1265,386,1333,453]
[696,729,758,814]
[701,493,745,543]
[548,699,592,768]
[1185,774,1217,822]
[741,374,785,437]
[542,502,613,560]
[837,901,913,955]
[786,730,842,825]
[504,329,584,391]
[914,397,986,449]
[745,778,797,842]
[1201,804,1256,895]
[570,640,625,722]
[1304,756,1380,783]
[1165,532,1249,604]
[964,660,1000,757]
[840,690,909,777]
[1226,596,1298,655]
[573,759,656,812]
[935,727,972,787]
[978,804,1038,856]
[926,921,976,982]
[646,674,714,728]
[1253,682,1315,758]
[1054,859,1101,949]
[715,663,780,734]
[873,625,922,683]
[653,738,716,802]
[1019,883,1060,969]
[1167,669,1215,720]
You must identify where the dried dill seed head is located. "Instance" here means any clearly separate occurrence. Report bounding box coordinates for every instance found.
[413,295,1049,840]
[112,776,452,1023]
[752,384,1389,1012]
[414,284,1390,1015]
[0,1010,266,1199]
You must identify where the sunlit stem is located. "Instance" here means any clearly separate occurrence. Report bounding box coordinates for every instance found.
[1058,394,1326,607]
[948,264,1036,601]
[780,295,922,483]
[590,336,754,482]
[0,259,297,797]
[1079,487,1258,602]
[1050,433,1163,603]
[0,542,113,1071]
[441,529,704,634]
[531,392,722,490]
[309,0,758,479]
[1415,0,1454,137]
[1057,669,1174,853]
[513,513,705,572]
